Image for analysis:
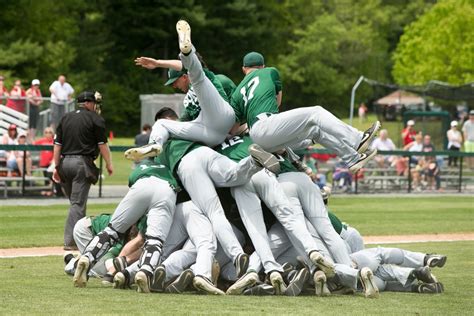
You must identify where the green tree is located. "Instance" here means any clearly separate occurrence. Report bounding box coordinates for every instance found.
[392,0,474,85]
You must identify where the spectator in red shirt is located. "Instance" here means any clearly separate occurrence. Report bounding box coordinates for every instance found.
[27,79,43,141]
[401,120,417,146]
[0,75,9,104]
[34,127,57,196]
[6,79,26,113]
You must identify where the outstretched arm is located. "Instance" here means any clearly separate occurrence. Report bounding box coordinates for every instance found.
[134,57,183,71]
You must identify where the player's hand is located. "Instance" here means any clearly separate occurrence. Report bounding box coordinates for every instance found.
[135,57,159,69]
[106,163,114,176]
[52,169,61,183]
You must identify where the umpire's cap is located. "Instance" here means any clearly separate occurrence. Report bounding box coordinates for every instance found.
[165,69,187,86]
[77,91,96,103]
[243,52,264,67]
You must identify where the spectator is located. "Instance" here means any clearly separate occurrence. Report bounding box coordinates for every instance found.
[462,110,474,169]
[1,124,18,161]
[401,120,417,146]
[358,103,368,123]
[8,133,32,177]
[34,127,59,196]
[26,79,43,142]
[332,161,352,192]
[134,124,152,147]
[447,121,462,167]
[370,129,396,168]
[49,74,74,131]
[0,75,9,104]
[302,153,327,188]
[6,80,26,113]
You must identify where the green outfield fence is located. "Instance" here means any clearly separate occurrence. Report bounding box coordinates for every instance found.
[1,144,473,197]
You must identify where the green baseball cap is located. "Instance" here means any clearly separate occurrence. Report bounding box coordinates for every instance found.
[243,52,264,67]
[164,68,187,86]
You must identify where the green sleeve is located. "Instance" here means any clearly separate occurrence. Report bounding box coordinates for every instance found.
[270,67,282,93]
[230,91,244,124]
[328,210,343,235]
[108,242,123,257]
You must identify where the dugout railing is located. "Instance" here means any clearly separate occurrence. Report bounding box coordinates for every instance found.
[0,144,473,197]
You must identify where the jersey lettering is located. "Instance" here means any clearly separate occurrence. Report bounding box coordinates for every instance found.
[240,77,260,107]
[220,136,245,150]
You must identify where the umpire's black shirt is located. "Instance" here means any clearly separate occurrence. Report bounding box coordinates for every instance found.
[54,108,107,159]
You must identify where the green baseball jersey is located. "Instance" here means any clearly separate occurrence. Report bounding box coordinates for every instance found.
[179,69,229,122]
[328,210,347,235]
[231,67,282,128]
[156,138,202,177]
[136,215,147,236]
[128,160,179,191]
[216,135,252,161]
[90,214,123,256]
[216,74,237,101]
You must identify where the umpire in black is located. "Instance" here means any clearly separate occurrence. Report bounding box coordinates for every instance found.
[52,91,113,250]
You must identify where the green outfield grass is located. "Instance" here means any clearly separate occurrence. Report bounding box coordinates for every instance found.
[1,241,473,315]
[0,196,472,249]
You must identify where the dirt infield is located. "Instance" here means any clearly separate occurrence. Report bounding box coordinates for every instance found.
[1,232,473,258]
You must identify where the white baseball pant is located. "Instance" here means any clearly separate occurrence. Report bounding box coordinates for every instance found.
[177,147,259,263]
[150,46,235,147]
[250,106,363,166]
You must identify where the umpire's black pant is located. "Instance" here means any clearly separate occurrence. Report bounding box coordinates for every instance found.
[60,156,92,247]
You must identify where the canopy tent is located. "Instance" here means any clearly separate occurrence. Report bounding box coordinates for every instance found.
[375,90,424,105]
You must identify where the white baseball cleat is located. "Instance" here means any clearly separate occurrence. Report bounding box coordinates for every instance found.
[360,267,379,298]
[135,270,151,294]
[193,276,225,295]
[348,149,377,173]
[176,20,192,54]
[357,121,381,154]
[73,256,90,288]
[314,271,331,297]
[269,271,287,295]
[124,143,162,161]
[309,251,335,278]
[226,271,259,295]
[248,144,281,174]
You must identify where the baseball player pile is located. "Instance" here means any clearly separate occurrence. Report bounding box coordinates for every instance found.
[66,20,447,297]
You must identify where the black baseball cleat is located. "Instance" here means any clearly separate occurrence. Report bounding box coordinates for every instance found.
[412,266,438,283]
[235,253,249,278]
[193,275,225,295]
[135,270,152,293]
[285,267,309,297]
[63,253,75,265]
[150,265,166,292]
[166,269,195,294]
[243,283,275,296]
[357,121,381,154]
[414,282,444,294]
[425,254,447,268]
[248,144,281,174]
[348,149,377,173]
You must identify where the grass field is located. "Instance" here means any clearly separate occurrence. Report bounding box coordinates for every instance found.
[1,196,473,315]
[1,196,472,248]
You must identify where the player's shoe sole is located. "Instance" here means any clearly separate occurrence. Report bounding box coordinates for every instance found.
[235,253,249,278]
[248,144,281,174]
[176,20,192,54]
[150,265,166,292]
[124,143,162,161]
[243,283,275,296]
[285,267,309,297]
[314,271,331,297]
[309,251,335,278]
[357,121,381,154]
[73,256,90,288]
[348,149,377,173]
[113,271,129,289]
[226,271,259,295]
[269,271,286,295]
[193,276,225,295]
[426,254,447,268]
[135,271,151,293]
[360,267,379,298]
[166,269,194,293]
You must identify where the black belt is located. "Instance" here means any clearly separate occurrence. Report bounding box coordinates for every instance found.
[63,155,93,159]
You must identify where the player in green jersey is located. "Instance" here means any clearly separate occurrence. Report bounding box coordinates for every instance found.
[73,160,178,292]
[231,51,381,173]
